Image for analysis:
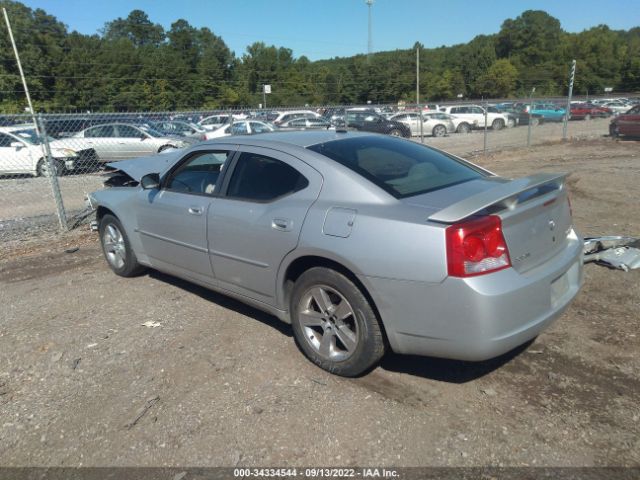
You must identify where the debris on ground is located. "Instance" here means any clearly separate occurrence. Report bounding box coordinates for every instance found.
[64,247,79,254]
[141,321,161,328]
[125,395,160,430]
[583,236,640,271]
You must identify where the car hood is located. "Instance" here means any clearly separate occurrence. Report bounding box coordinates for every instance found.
[105,150,183,181]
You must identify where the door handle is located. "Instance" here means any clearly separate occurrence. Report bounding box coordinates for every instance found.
[272,218,293,231]
[188,206,203,216]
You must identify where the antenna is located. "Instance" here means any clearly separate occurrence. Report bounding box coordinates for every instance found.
[366,0,373,56]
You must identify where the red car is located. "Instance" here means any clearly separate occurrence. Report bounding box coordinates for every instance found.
[570,103,612,120]
[610,105,640,138]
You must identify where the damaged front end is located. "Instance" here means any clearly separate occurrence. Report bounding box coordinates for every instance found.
[583,236,640,271]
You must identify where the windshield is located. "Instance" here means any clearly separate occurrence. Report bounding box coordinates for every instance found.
[308,136,484,198]
[12,129,55,144]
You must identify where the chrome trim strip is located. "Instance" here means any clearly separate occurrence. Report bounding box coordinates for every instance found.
[209,249,269,268]
[136,229,208,253]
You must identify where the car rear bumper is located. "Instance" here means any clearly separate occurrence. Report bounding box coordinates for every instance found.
[363,229,583,361]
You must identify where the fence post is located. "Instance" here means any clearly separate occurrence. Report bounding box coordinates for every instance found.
[483,99,488,157]
[527,87,536,147]
[562,59,577,141]
[37,114,68,231]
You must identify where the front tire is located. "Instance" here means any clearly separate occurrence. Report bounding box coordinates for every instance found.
[388,128,402,137]
[507,118,516,128]
[492,119,505,130]
[432,124,447,137]
[99,214,145,277]
[290,267,386,377]
[456,122,471,134]
[36,158,63,177]
[158,144,176,153]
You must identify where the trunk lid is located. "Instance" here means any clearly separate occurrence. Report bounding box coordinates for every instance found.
[420,173,572,273]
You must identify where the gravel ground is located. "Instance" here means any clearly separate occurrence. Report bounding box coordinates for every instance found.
[0,117,612,240]
[0,137,639,467]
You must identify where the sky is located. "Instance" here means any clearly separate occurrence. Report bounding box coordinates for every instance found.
[19,0,640,60]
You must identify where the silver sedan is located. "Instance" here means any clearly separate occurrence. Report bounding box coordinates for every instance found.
[389,112,456,137]
[89,131,583,376]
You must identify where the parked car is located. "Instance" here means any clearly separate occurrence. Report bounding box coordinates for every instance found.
[90,131,583,376]
[277,117,333,131]
[569,104,612,120]
[0,125,79,176]
[519,103,566,122]
[389,112,455,137]
[601,101,632,115]
[609,105,640,138]
[344,111,411,137]
[271,110,321,126]
[203,120,276,140]
[58,123,191,163]
[198,113,247,131]
[486,106,518,128]
[147,120,206,139]
[439,105,510,132]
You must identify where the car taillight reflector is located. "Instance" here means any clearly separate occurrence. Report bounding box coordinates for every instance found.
[445,215,511,277]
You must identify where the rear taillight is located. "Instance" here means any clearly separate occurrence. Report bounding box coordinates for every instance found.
[445,215,511,277]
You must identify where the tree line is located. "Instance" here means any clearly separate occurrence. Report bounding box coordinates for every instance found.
[0,1,638,112]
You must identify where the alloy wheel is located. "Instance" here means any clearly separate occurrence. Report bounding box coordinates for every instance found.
[297,285,358,362]
[103,223,126,269]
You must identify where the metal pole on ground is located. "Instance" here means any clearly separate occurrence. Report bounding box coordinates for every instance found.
[3,7,67,230]
[562,59,577,141]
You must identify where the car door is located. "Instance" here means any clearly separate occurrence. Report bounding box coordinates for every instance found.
[619,106,640,135]
[81,124,118,162]
[0,132,35,175]
[135,149,234,285]
[115,124,155,158]
[208,147,323,305]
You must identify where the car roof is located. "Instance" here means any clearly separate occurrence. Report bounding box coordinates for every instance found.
[203,130,374,149]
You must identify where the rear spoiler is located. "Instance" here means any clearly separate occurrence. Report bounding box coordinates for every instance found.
[428,173,567,224]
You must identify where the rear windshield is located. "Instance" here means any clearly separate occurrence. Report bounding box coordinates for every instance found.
[307,135,484,198]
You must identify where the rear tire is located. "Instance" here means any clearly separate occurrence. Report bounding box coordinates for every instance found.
[432,124,447,137]
[492,119,505,130]
[609,124,619,138]
[530,117,540,127]
[98,214,146,277]
[507,118,516,128]
[158,144,176,153]
[388,128,402,137]
[456,123,471,134]
[290,267,386,377]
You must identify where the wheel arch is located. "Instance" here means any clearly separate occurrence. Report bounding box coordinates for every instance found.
[277,252,386,338]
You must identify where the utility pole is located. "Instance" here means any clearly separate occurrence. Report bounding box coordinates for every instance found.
[366,0,373,58]
[562,59,577,140]
[417,47,424,143]
[527,87,536,147]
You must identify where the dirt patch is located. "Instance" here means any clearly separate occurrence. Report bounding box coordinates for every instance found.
[0,138,638,467]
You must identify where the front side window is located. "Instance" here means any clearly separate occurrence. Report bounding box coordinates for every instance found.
[86,125,115,138]
[308,135,484,199]
[165,151,230,195]
[226,153,308,202]
[117,125,144,138]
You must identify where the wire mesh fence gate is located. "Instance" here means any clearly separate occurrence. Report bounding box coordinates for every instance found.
[0,104,616,240]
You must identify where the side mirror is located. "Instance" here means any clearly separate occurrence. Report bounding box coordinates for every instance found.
[10,141,24,149]
[140,173,160,190]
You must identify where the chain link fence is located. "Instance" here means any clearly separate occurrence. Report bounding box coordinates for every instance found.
[0,100,618,240]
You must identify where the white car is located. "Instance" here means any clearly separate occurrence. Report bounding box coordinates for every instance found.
[602,101,632,115]
[271,110,320,126]
[0,125,78,176]
[389,112,455,137]
[439,105,511,132]
[203,120,276,140]
[198,113,247,131]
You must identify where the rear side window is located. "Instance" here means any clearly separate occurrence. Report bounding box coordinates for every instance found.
[226,153,308,201]
[308,136,484,199]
